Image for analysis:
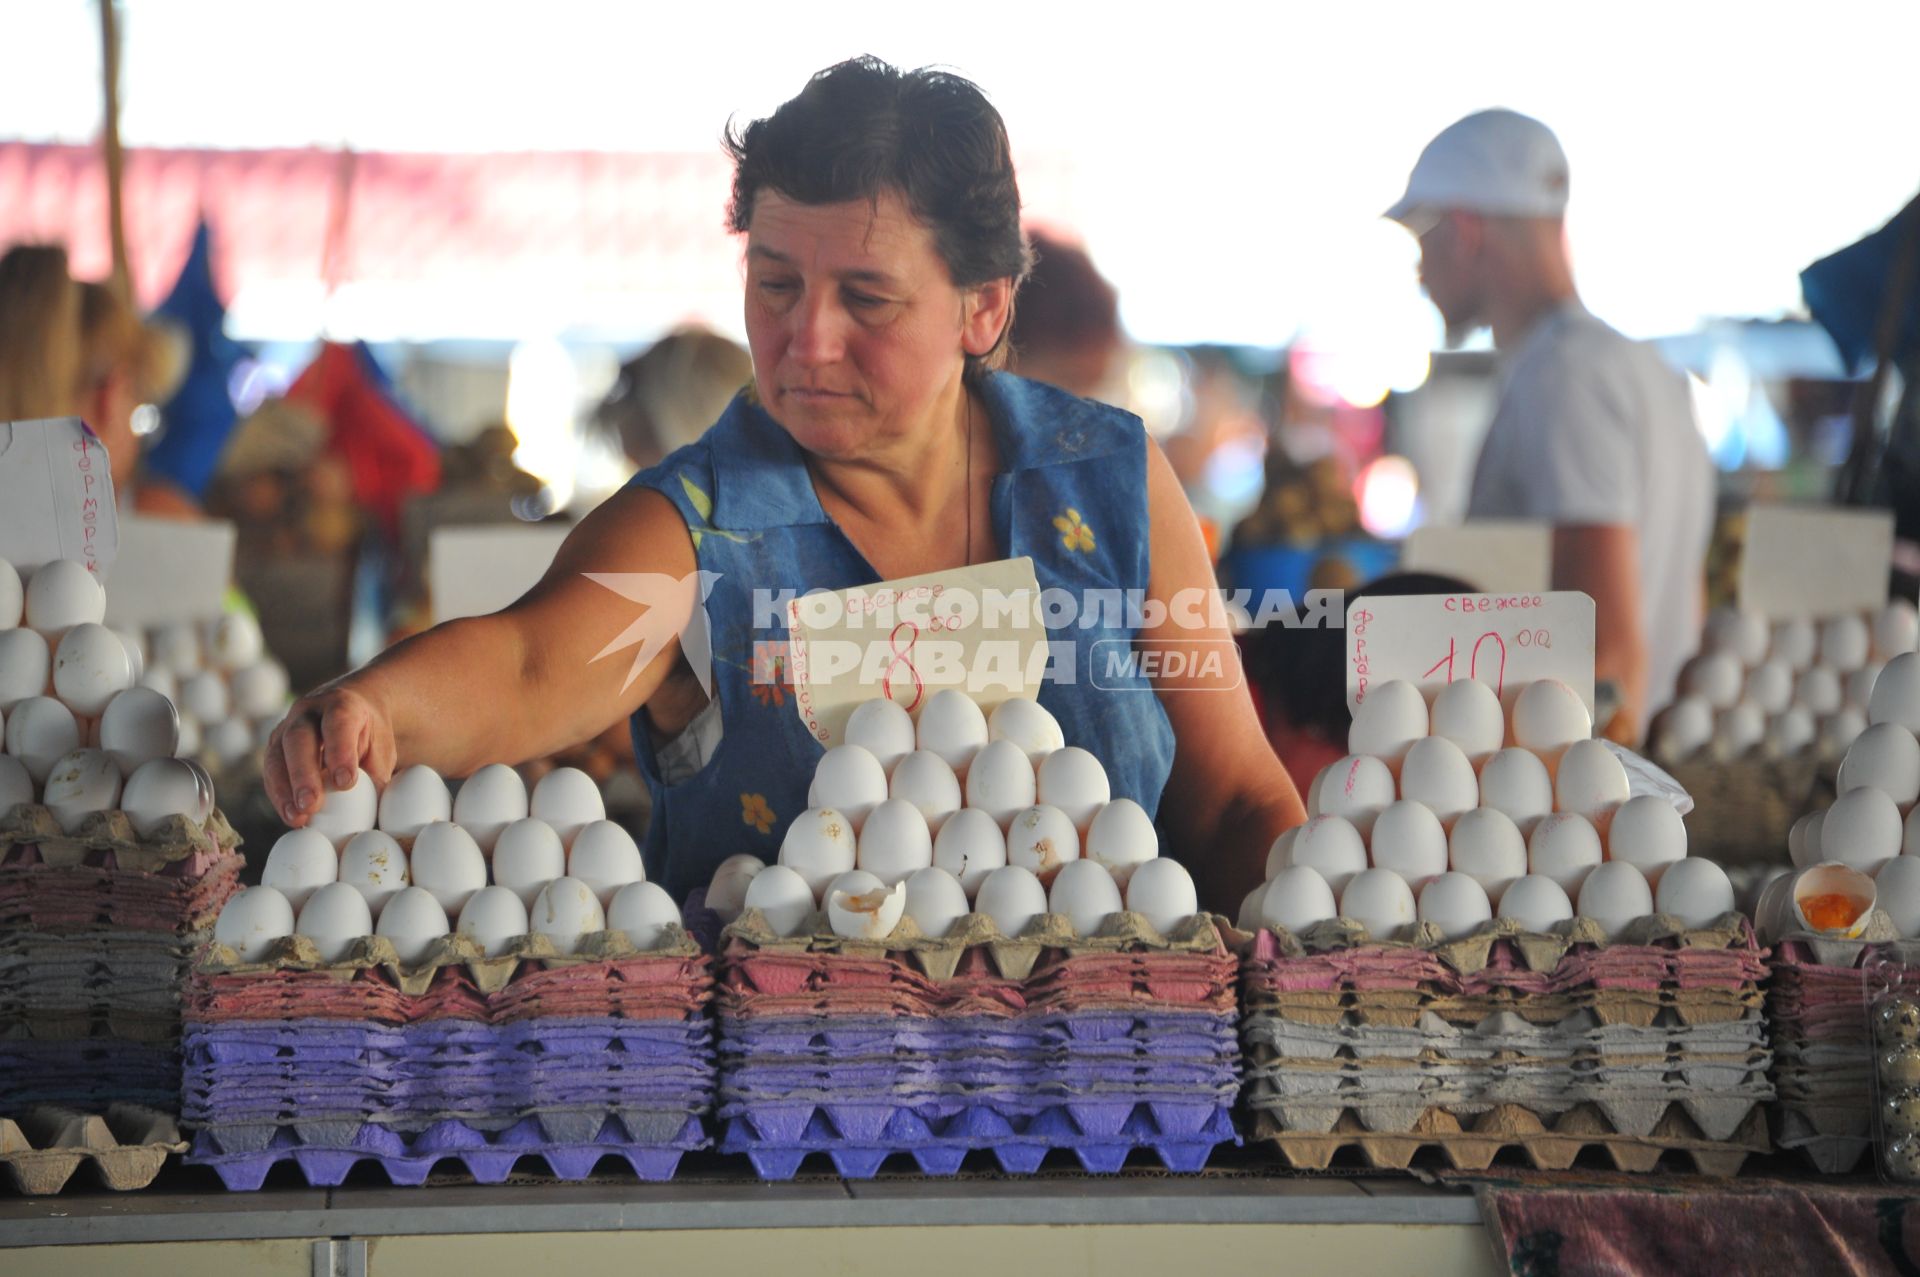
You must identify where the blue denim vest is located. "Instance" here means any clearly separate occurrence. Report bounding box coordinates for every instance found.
[628,372,1176,899]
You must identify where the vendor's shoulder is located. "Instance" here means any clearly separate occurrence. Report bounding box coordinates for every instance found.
[983,372,1145,469]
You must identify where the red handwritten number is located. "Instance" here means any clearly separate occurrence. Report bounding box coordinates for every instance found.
[1423,637,1457,683]
[1470,631,1507,696]
[882,622,924,711]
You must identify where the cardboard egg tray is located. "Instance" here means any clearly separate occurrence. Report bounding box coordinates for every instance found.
[181,929,717,1189]
[1764,919,1920,1173]
[0,1103,188,1195]
[0,1033,182,1110]
[0,803,242,878]
[713,909,1241,1178]
[1235,913,1774,1175]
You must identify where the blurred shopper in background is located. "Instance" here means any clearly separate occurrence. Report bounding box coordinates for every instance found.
[1386,110,1712,744]
[1009,229,1124,400]
[0,244,80,421]
[595,327,753,471]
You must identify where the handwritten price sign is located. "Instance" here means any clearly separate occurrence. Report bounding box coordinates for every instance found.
[0,417,119,577]
[1346,591,1596,715]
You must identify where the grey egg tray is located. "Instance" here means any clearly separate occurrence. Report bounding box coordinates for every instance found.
[1243,1010,1769,1064]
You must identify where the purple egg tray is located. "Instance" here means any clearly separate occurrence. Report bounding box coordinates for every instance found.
[0,1037,181,1110]
[186,1110,709,1190]
[718,1098,1238,1178]
[720,1012,1239,1055]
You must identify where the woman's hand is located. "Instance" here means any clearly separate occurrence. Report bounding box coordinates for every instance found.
[264,681,397,826]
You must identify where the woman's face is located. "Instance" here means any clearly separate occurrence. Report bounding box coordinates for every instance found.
[744,189,988,458]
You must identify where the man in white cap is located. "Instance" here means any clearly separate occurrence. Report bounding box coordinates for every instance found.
[1387,109,1713,744]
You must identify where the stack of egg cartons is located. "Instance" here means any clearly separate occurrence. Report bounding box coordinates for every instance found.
[713,690,1239,1177]
[183,763,713,1188]
[1,556,244,1125]
[1237,675,1772,1173]
[1758,649,1920,1171]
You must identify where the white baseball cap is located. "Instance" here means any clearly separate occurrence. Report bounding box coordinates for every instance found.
[1385,109,1570,230]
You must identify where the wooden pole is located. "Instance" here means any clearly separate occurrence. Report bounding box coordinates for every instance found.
[98,0,132,304]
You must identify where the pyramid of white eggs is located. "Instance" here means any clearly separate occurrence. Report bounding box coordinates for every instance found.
[1764,650,1920,939]
[1248,675,1733,945]
[1655,600,1918,766]
[718,689,1194,942]
[1,557,222,838]
[216,762,678,966]
[127,611,291,772]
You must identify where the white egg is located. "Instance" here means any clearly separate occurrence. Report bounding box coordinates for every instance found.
[1036,746,1110,832]
[1479,747,1554,836]
[262,828,340,912]
[41,748,121,834]
[825,869,906,940]
[1049,858,1124,936]
[409,822,489,915]
[903,865,971,938]
[177,670,230,727]
[1820,708,1869,761]
[1790,863,1875,937]
[1765,707,1817,760]
[779,806,858,900]
[215,885,295,962]
[118,756,203,837]
[987,697,1064,764]
[1305,762,1330,817]
[5,696,78,784]
[1348,678,1428,762]
[0,628,51,714]
[705,853,767,922]
[1819,786,1904,875]
[304,766,379,849]
[1398,737,1478,826]
[964,739,1036,828]
[1788,810,1826,870]
[1263,826,1298,879]
[1604,795,1689,885]
[1873,855,1920,938]
[1554,739,1631,820]
[1876,601,1920,662]
[529,876,606,953]
[377,886,451,963]
[453,884,529,957]
[915,688,989,776]
[1528,812,1604,897]
[1908,807,1920,856]
[1006,804,1081,882]
[451,763,528,853]
[1848,663,1884,713]
[811,744,889,831]
[377,764,452,839]
[1704,607,1770,665]
[856,797,934,886]
[1418,872,1493,940]
[1339,867,1416,940]
[1821,614,1871,672]
[1288,814,1368,896]
[297,882,375,962]
[529,766,605,848]
[976,864,1048,937]
[845,697,916,775]
[1261,863,1337,933]
[24,560,104,642]
[1745,660,1794,716]
[490,818,566,906]
[1498,874,1574,932]
[1512,679,1592,758]
[1796,666,1843,717]
[1085,798,1159,887]
[182,757,217,823]
[567,820,646,905]
[1655,695,1714,764]
[229,660,291,721]
[207,717,255,768]
[0,558,19,629]
[1236,882,1266,933]
[1577,861,1654,940]
[1448,807,1527,903]
[1366,800,1448,892]
[1653,857,1736,929]
[339,829,410,914]
[140,665,178,703]
[743,863,817,937]
[607,880,681,950]
[1430,678,1505,763]
[1838,722,1920,808]
[51,623,133,718]
[0,754,32,812]
[1125,857,1199,936]
[1314,754,1396,836]
[1682,653,1744,711]
[1772,618,1817,672]
[207,613,265,672]
[932,807,1007,897]
[1708,702,1765,761]
[890,749,963,833]
[149,622,201,678]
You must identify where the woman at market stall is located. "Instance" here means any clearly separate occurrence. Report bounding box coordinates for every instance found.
[265,57,1305,911]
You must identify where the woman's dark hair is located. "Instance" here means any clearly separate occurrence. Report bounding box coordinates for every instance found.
[724,56,1032,379]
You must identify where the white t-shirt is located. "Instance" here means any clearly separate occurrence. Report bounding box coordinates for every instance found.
[1467,302,1714,716]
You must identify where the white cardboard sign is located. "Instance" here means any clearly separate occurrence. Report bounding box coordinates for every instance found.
[787,556,1043,747]
[1401,520,1552,594]
[429,524,574,623]
[1738,505,1893,620]
[102,516,236,626]
[0,418,118,579]
[1347,590,1596,715]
